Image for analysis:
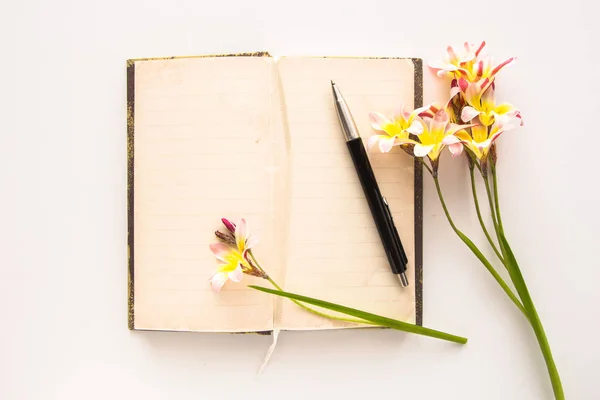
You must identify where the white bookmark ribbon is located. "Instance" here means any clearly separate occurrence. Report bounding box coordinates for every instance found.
[258,329,281,376]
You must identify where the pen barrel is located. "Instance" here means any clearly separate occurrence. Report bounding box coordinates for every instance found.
[346,138,408,274]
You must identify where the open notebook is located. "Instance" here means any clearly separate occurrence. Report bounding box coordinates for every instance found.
[127,52,423,333]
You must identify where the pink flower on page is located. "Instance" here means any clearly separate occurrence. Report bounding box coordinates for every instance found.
[209,218,264,292]
[209,242,247,292]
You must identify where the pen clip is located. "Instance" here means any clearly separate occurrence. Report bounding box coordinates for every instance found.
[382,196,393,219]
[382,195,408,265]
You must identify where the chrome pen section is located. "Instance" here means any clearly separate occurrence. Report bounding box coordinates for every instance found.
[331,81,359,141]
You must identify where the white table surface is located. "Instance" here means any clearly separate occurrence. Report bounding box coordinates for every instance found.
[1,0,598,399]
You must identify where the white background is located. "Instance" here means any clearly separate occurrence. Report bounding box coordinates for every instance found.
[1,1,599,399]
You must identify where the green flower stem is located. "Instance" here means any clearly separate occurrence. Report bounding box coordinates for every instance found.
[483,174,502,239]
[470,167,504,264]
[498,233,564,399]
[432,175,527,316]
[491,161,505,233]
[250,285,468,345]
[421,158,433,175]
[247,250,376,326]
[491,167,564,399]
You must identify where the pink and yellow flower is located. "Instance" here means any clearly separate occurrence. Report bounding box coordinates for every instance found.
[209,218,261,292]
[442,121,508,161]
[209,242,248,292]
[415,109,476,160]
[429,41,516,84]
[367,105,428,152]
[428,41,485,79]
[368,104,475,168]
[459,79,523,127]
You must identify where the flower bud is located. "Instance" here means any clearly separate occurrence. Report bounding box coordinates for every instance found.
[490,143,498,165]
[215,230,236,246]
[221,218,236,233]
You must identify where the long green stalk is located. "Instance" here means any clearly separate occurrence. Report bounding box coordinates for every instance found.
[483,174,502,239]
[491,161,505,233]
[247,250,376,326]
[469,167,504,263]
[497,233,564,399]
[432,176,526,316]
[250,285,468,344]
[489,165,564,399]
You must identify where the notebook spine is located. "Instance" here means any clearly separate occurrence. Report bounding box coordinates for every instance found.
[411,58,424,327]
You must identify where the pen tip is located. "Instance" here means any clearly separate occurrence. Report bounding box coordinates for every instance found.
[331,80,335,86]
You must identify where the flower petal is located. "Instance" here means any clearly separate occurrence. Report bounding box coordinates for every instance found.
[228,264,244,282]
[503,115,523,130]
[481,86,495,109]
[493,102,515,116]
[479,77,493,94]
[391,105,406,121]
[471,125,488,143]
[475,59,484,77]
[245,234,259,249]
[378,136,396,153]
[448,143,464,157]
[475,41,486,56]
[235,218,248,252]
[461,50,476,63]
[413,143,435,157]
[461,107,480,122]
[492,112,512,128]
[418,105,436,119]
[210,242,232,262]
[465,82,482,104]
[412,105,431,116]
[406,120,423,135]
[431,110,449,135]
[442,135,461,145]
[491,57,516,77]
[428,60,452,70]
[476,138,493,152]
[458,78,469,93]
[367,134,385,151]
[489,130,506,145]
[449,85,461,99]
[395,138,418,146]
[210,272,228,292]
[454,130,473,142]
[447,46,459,62]
[479,112,494,126]
[369,112,389,131]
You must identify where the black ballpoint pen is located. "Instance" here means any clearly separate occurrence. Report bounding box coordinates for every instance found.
[331,81,409,287]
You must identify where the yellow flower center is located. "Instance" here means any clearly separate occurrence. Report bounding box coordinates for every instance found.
[219,251,251,273]
[382,117,411,139]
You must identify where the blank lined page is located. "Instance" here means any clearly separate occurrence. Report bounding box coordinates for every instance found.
[275,57,416,330]
[133,56,278,332]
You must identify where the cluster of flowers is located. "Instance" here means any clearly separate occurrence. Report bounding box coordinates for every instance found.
[368,41,522,174]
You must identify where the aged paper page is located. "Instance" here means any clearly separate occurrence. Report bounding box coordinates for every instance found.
[133,56,279,332]
[275,57,416,330]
